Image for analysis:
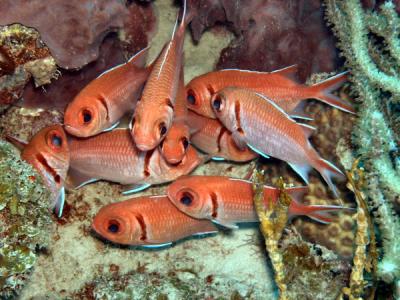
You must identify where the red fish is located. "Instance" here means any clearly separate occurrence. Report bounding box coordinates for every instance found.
[64,47,151,137]
[6,125,70,217]
[167,176,345,229]
[92,195,217,247]
[67,129,204,194]
[159,67,190,164]
[130,1,190,151]
[187,110,258,162]
[185,66,353,119]
[211,87,345,196]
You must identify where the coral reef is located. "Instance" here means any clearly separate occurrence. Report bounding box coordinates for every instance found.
[325,0,400,293]
[0,24,57,105]
[21,2,155,111]
[281,227,351,300]
[253,174,291,299]
[0,140,53,299]
[188,0,339,80]
[0,0,128,69]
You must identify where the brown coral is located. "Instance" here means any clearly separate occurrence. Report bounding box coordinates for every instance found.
[0,0,128,70]
[0,24,57,105]
[188,0,339,80]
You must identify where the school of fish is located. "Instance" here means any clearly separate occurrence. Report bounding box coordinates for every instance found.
[7,1,354,248]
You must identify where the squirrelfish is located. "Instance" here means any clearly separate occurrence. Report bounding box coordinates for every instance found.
[6,125,70,217]
[64,47,151,137]
[130,0,190,151]
[167,176,345,229]
[185,65,353,119]
[211,87,345,196]
[187,110,257,162]
[68,129,204,194]
[159,67,190,164]
[92,195,217,247]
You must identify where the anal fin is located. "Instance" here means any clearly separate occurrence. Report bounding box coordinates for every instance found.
[122,183,151,195]
[141,242,173,249]
[212,219,239,230]
[288,162,311,184]
[66,168,98,189]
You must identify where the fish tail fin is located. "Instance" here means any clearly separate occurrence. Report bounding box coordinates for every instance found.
[309,71,355,114]
[287,186,349,224]
[5,135,27,151]
[292,203,348,224]
[314,156,345,198]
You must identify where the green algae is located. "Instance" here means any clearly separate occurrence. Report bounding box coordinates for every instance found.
[0,140,53,299]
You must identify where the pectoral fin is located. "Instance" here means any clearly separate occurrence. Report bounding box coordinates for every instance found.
[246,144,270,159]
[54,187,66,218]
[122,183,151,195]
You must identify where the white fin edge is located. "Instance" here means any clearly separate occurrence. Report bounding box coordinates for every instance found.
[141,242,173,248]
[75,178,99,189]
[122,183,151,195]
[54,187,65,218]
[102,121,120,132]
[211,219,239,230]
[128,45,151,63]
[246,143,270,159]
[254,92,295,123]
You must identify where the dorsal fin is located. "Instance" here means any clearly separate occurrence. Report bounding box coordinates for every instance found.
[127,46,150,67]
[271,64,299,81]
[298,123,316,138]
[5,135,27,151]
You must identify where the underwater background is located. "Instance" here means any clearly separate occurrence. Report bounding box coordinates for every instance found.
[0,0,399,299]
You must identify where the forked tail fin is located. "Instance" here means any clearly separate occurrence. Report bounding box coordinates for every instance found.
[315,157,345,198]
[309,71,355,114]
[286,185,348,224]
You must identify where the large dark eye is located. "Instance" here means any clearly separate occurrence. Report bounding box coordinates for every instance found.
[182,137,189,149]
[159,122,167,136]
[82,109,92,124]
[180,193,193,206]
[187,90,196,105]
[212,96,222,112]
[107,220,120,233]
[51,134,63,148]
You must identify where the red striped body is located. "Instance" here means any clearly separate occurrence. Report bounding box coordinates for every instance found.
[92,195,217,246]
[212,87,344,196]
[131,6,188,151]
[68,129,203,187]
[64,48,150,137]
[188,111,257,162]
[185,67,352,118]
[167,176,344,227]
[159,69,190,164]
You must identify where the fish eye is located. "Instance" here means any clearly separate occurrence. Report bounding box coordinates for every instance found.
[180,192,193,206]
[182,137,189,149]
[81,109,92,125]
[107,220,120,233]
[51,134,63,148]
[159,122,167,136]
[187,90,196,105]
[212,95,222,112]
